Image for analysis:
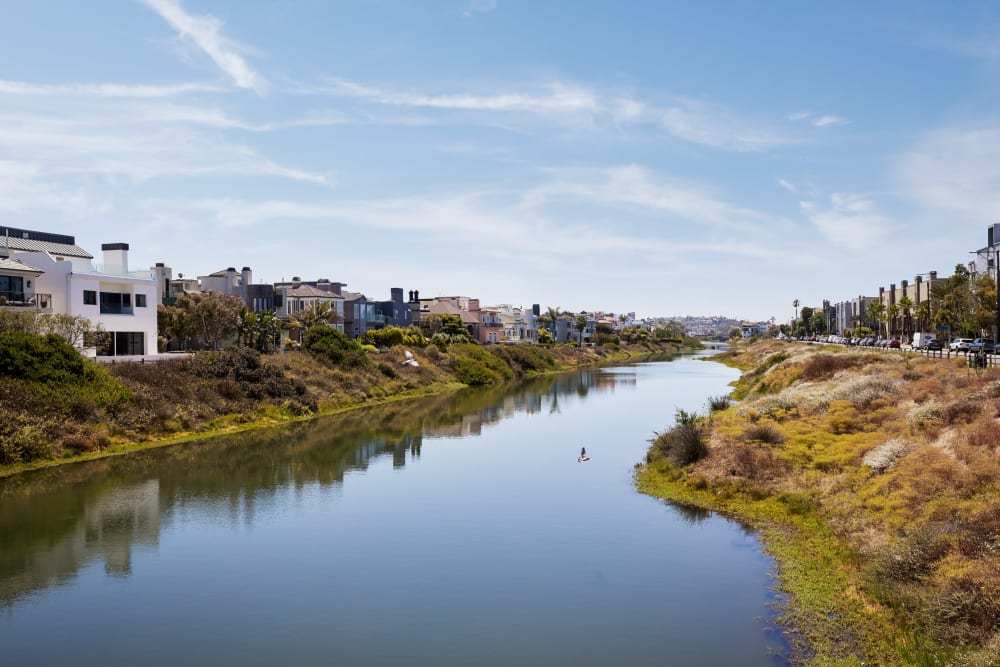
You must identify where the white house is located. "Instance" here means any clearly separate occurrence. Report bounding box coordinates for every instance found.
[14,241,158,357]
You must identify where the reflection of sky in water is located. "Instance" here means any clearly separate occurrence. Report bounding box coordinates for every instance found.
[1,357,788,667]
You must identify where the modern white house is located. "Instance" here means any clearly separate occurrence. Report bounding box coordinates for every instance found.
[8,231,158,357]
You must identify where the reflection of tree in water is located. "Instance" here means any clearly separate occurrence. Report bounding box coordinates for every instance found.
[671,502,712,525]
[0,365,637,607]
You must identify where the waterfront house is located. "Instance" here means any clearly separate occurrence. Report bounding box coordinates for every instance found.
[13,237,157,357]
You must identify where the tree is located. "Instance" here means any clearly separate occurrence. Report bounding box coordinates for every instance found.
[238,308,282,353]
[290,301,339,334]
[868,302,885,337]
[546,306,561,341]
[914,301,931,334]
[809,311,828,335]
[167,291,243,350]
[897,296,914,338]
[303,324,369,368]
[792,299,800,329]
[800,307,814,335]
[574,314,587,346]
[929,264,995,337]
[537,327,554,345]
[886,304,900,338]
[0,311,104,348]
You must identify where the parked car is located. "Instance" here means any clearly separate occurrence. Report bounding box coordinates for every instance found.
[887,339,901,349]
[970,338,996,354]
[926,339,943,351]
[950,338,974,353]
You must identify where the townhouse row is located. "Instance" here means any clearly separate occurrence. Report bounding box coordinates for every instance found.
[0,226,644,358]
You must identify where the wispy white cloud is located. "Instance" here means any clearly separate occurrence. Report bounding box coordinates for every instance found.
[0,79,220,97]
[319,77,792,151]
[463,0,497,17]
[0,111,329,185]
[788,111,847,128]
[0,160,111,214]
[812,114,845,127]
[144,0,264,93]
[323,78,600,115]
[142,165,799,267]
[777,178,796,193]
[523,165,784,230]
[800,194,894,251]
[659,99,790,151]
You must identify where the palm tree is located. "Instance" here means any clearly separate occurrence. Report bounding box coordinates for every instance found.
[792,299,800,329]
[291,301,340,335]
[897,297,914,339]
[914,301,931,334]
[546,306,561,341]
[868,301,886,338]
[886,304,900,338]
[574,314,587,347]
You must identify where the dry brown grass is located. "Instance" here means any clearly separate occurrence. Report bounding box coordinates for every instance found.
[666,341,1000,657]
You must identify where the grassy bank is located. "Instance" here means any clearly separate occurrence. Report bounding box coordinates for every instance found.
[637,340,1000,667]
[0,335,690,477]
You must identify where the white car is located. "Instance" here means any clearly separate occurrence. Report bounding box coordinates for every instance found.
[950,338,974,353]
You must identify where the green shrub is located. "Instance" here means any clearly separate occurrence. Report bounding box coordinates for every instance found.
[706,395,730,412]
[361,326,427,349]
[742,422,785,445]
[0,331,88,383]
[490,344,557,376]
[303,325,371,369]
[449,344,514,386]
[0,412,52,464]
[0,331,132,411]
[192,347,314,408]
[649,409,706,466]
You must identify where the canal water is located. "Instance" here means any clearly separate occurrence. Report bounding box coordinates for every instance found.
[1,354,788,666]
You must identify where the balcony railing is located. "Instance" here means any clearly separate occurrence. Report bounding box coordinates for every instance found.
[0,291,53,311]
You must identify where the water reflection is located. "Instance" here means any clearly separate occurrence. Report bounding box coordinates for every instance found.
[0,366,630,608]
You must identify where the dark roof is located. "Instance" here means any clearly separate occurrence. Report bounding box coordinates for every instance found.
[3,237,93,259]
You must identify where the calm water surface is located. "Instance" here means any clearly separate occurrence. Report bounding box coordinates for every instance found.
[1,354,788,666]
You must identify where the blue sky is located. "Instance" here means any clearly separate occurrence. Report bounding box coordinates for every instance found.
[3,1,1000,321]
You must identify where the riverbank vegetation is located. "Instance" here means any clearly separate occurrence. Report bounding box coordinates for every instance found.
[0,320,697,474]
[638,340,1000,666]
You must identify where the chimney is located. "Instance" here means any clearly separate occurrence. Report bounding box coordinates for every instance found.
[930,271,937,280]
[101,243,129,275]
[408,290,414,302]
[414,290,419,301]
[241,266,252,286]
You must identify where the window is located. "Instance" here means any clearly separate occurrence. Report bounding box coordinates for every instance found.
[136,294,147,307]
[0,275,24,302]
[99,292,132,314]
[83,290,96,305]
[114,332,144,356]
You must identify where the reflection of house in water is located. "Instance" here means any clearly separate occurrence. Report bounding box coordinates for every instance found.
[349,433,423,470]
[1,361,648,608]
[1,480,161,605]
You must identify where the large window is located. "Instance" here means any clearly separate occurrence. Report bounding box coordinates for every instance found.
[100,291,132,314]
[114,332,144,355]
[83,290,96,305]
[0,275,24,302]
